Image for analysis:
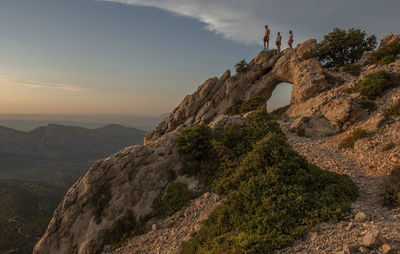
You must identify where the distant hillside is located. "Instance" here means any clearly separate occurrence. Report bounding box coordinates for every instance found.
[0,124,146,160]
[0,180,64,254]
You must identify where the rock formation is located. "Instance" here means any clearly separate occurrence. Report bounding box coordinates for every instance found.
[35,34,400,254]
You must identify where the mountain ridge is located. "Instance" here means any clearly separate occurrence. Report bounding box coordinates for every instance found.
[34,33,400,254]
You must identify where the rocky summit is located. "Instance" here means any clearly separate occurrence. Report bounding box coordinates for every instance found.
[34,34,400,254]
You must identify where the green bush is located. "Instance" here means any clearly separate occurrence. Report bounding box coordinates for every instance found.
[89,184,112,224]
[323,71,345,85]
[383,100,400,118]
[296,128,306,137]
[104,210,143,249]
[339,128,370,149]
[318,28,377,67]
[269,105,290,120]
[369,41,400,65]
[383,167,400,207]
[353,71,398,99]
[226,97,267,116]
[178,107,358,253]
[360,100,378,113]
[152,182,194,218]
[235,59,249,74]
[343,64,362,76]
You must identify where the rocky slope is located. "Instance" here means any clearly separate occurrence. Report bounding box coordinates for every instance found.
[35,34,400,254]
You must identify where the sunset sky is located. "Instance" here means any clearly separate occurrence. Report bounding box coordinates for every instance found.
[0,0,399,115]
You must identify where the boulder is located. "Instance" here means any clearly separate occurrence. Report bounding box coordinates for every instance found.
[362,229,385,249]
[380,33,400,47]
[290,115,338,137]
[208,115,245,131]
[354,212,368,223]
[296,39,318,60]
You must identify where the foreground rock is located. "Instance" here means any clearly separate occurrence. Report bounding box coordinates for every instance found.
[111,193,223,254]
[34,133,184,254]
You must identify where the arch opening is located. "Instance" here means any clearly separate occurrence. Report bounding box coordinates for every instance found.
[267,82,293,112]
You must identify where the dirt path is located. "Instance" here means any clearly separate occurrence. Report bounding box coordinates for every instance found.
[277,118,400,254]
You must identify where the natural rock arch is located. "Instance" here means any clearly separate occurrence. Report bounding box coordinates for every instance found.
[145,39,330,144]
[267,82,293,112]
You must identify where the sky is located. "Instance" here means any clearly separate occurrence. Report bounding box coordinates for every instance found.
[0,0,399,116]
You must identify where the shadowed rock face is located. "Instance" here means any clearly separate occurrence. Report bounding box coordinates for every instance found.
[144,40,330,145]
[33,133,182,254]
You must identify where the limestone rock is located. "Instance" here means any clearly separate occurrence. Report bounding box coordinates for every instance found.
[145,47,329,144]
[382,243,397,254]
[296,39,318,60]
[362,229,384,249]
[34,132,186,254]
[364,115,386,132]
[208,115,245,130]
[380,33,400,47]
[290,115,338,137]
[354,212,368,223]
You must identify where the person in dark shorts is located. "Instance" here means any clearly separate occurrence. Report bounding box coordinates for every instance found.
[263,25,270,50]
[288,30,294,48]
[276,32,282,52]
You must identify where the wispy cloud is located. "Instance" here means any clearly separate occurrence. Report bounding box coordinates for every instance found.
[0,75,84,92]
[100,0,400,45]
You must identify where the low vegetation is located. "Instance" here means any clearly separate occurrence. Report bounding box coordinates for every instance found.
[360,100,378,113]
[269,105,290,120]
[104,210,144,250]
[235,59,249,74]
[346,71,399,99]
[226,97,267,116]
[318,28,377,67]
[0,180,64,254]
[368,41,400,65]
[323,71,345,85]
[339,128,370,149]
[343,63,362,76]
[175,106,357,253]
[89,184,112,224]
[152,182,195,218]
[383,100,400,118]
[383,167,400,207]
[105,182,196,249]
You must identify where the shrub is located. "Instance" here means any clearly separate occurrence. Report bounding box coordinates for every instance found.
[360,100,378,113]
[353,71,398,99]
[152,182,194,218]
[235,59,249,74]
[318,28,377,67]
[104,210,143,249]
[226,97,267,116]
[383,100,400,118]
[323,71,345,85]
[383,167,400,207]
[178,107,358,253]
[296,128,306,137]
[343,64,362,76]
[89,184,112,224]
[269,105,290,120]
[339,128,370,149]
[369,41,400,65]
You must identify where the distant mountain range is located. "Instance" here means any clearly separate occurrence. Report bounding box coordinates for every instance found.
[0,113,169,132]
[0,124,146,160]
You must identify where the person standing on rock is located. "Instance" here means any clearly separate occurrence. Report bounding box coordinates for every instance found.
[276,32,282,52]
[263,25,270,50]
[288,30,294,48]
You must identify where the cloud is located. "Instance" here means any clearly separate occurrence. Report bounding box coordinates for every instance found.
[100,0,400,45]
[0,75,84,92]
